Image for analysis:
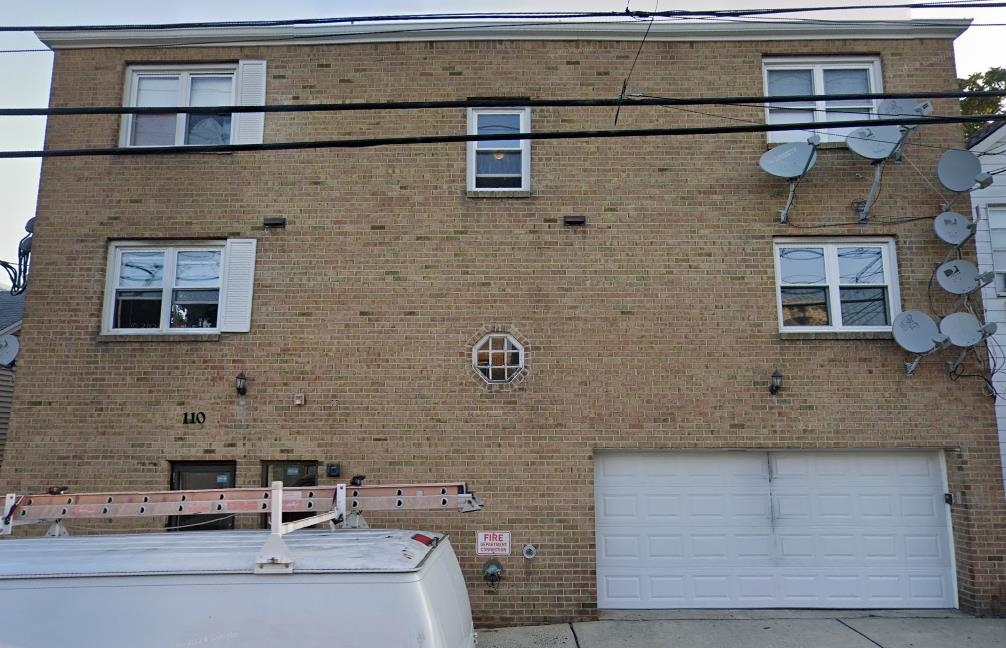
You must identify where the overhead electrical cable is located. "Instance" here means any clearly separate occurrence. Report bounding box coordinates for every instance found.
[614,1,657,126]
[0,2,1003,33]
[0,12,999,54]
[2,111,1004,159]
[2,90,1004,117]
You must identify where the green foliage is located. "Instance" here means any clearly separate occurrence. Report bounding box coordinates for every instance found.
[959,66,1006,138]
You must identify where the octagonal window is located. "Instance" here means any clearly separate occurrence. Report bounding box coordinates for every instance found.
[473,333,524,383]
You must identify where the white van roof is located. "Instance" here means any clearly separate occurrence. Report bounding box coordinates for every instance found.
[0,529,445,578]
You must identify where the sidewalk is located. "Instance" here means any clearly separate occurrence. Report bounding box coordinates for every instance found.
[477,610,1006,648]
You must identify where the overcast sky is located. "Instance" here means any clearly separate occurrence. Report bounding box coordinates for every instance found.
[0,1,1004,268]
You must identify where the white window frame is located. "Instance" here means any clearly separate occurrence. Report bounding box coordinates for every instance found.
[763,57,883,144]
[102,239,255,335]
[773,237,901,333]
[121,64,237,147]
[472,333,525,384]
[121,60,267,148]
[988,206,1006,296]
[467,107,531,192]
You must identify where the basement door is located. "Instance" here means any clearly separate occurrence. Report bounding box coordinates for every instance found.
[594,451,956,608]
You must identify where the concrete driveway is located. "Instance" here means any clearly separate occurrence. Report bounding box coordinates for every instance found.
[477,610,1006,648]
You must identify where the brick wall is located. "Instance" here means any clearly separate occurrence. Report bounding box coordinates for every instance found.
[3,35,1005,624]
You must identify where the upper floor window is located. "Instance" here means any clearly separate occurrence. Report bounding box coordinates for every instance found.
[774,238,900,332]
[988,207,1006,295]
[121,60,267,147]
[102,239,256,335]
[763,57,881,144]
[467,107,530,192]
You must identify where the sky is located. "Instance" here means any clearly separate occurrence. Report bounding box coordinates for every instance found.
[0,1,1004,269]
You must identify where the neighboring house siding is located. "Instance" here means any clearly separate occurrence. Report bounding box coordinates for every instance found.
[2,27,1005,624]
[971,124,1006,496]
[0,367,12,467]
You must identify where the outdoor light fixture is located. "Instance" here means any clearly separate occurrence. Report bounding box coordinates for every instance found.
[235,372,247,396]
[769,369,783,395]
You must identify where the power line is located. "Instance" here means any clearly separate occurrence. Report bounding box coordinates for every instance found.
[0,3,1002,33]
[2,90,1004,117]
[614,2,657,126]
[0,13,995,55]
[2,111,1003,159]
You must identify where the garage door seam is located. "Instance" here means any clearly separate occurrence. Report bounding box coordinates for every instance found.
[836,619,886,648]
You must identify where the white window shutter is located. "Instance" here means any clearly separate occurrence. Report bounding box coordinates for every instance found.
[220,238,257,332]
[232,60,267,145]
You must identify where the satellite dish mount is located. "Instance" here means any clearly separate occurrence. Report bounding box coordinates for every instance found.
[758,135,820,225]
[891,310,951,376]
[849,101,932,223]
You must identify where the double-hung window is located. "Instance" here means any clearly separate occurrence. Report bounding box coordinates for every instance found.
[763,57,881,143]
[467,107,531,192]
[102,239,256,335]
[121,60,267,147]
[987,207,1006,295]
[774,238,900,332]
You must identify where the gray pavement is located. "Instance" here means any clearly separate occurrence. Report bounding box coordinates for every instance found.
[477,611,1006,648]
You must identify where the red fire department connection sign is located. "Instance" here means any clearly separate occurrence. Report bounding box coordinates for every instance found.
[476,531,511,555]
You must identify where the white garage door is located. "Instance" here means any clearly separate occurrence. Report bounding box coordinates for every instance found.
[595,451,956,609]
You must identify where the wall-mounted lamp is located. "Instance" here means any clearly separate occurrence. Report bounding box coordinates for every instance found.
[235,371,248,397]
[769,369,783,395]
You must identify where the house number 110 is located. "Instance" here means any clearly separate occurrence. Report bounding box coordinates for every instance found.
[183,412,206,425]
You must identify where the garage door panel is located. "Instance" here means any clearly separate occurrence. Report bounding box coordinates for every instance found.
[599,534,640,559]
[650,576,686,602]
[910,575,950,600]
[735,533,773,558]
[601,575,642,601]
[596,451,955,609]
[598,494,638,520]
[649,534,684,558]
[646,494,683,518]
[598,490,771,527]
[601,529,778,563]
[862,534,898,558]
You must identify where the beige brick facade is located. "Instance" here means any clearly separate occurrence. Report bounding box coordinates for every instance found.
[3,24,1005,625]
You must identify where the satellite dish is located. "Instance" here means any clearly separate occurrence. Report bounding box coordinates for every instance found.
[933,211,975,246]
[936,149,983,192]
[935,259,989,295]
[759,141,818,179]
[892,310,942,354]
[940,312,986,347]
[846,125,902,160]
[0,335,18,368]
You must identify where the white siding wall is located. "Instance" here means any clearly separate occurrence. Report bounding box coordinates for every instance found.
[971,128,1006,493]
[0,367,13,468]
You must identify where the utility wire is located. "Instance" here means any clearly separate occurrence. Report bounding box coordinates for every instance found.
[0,3,1003,33]
[3,90,1004,117]
[0,13,996,55]
[3,112,1003,159]
[614,1,657,126]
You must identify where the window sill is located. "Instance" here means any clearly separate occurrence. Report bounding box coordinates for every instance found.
[467,190,531,199]
[779,330,893,341]
[97,333,221,343]
[764,140,849,150]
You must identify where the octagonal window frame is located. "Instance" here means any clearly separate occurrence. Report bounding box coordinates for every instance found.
[472,333,525,384]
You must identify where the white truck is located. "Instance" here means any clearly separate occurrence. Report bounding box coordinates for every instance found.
[0,481,482,648]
